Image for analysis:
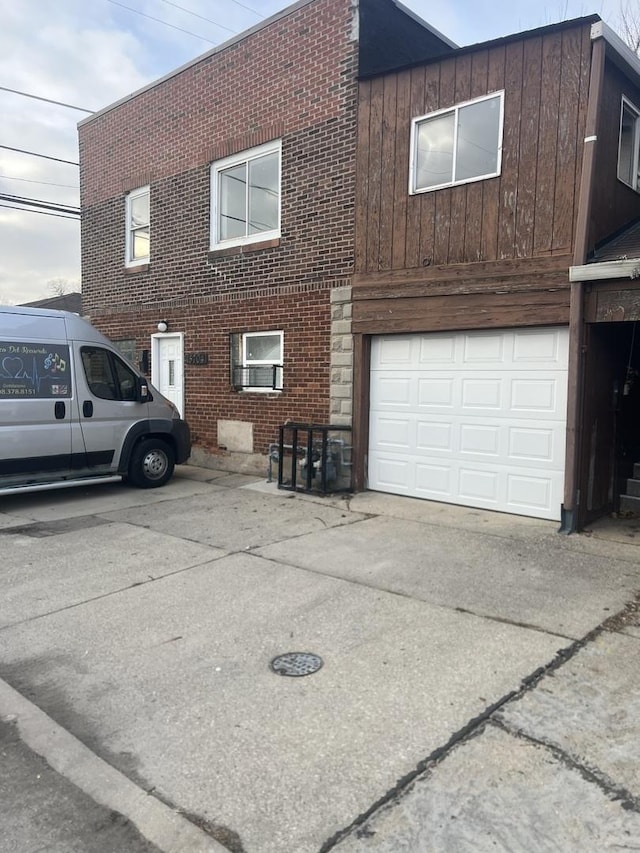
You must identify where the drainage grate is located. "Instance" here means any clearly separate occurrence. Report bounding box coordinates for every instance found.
[270,652,323,677]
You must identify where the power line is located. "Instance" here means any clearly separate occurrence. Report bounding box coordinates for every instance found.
[0,204,79,221]
[0,145,78,166]
[0,174,79,189]
[106,0,225,42]
[0,86,94,114]
[227,0,263,16]
[0,193,80,216]
[155,0,252,30]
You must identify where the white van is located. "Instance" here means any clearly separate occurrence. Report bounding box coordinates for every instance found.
[0,306,191,495]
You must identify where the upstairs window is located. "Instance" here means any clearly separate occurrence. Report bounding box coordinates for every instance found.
[211,141,281,249]
[125,186,150,266]
[230,331,283,391]
[618,97,640,191]
[410,91,504,193]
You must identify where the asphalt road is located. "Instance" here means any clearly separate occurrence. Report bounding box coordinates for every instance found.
[0,718,162,853]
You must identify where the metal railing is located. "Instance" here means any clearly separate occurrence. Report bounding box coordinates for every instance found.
[231,364,283,391]
[274,422,352,494]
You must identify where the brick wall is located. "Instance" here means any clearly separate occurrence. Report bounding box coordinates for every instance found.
[94,286,333,457]
[79,0,358,473]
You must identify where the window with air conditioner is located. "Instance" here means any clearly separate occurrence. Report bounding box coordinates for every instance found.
[230,331,283,391]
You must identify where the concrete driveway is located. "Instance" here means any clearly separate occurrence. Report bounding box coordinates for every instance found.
[1,467,639,852]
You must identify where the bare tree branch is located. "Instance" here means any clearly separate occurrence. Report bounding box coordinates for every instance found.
[617,1,640,55]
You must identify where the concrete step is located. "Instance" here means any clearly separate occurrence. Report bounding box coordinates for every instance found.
[619,494,640,516]
[627,478,640,498]
[635,462,640,480]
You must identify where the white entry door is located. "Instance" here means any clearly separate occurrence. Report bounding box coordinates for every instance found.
[368,328,569,521]
[152,333,184,417]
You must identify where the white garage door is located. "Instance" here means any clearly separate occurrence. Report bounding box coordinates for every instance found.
[368,328,569,520]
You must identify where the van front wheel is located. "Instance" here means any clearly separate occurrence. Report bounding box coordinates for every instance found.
[128,439,175,488]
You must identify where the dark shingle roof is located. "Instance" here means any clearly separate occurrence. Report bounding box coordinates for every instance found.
[19,292,83,314]
[590,220,640,263]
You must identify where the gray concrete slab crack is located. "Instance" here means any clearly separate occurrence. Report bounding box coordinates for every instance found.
[318,592,640,851]
[490,717,640,814]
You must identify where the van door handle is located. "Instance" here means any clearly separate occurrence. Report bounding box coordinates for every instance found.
[54,401,66,419]
[83,400,93,418]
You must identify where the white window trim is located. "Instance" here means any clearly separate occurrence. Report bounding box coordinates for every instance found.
[210,140,282,250]
[618,95,640,191]
[409,91,505,195]
[125,185,150,267]
[242,330,283,393]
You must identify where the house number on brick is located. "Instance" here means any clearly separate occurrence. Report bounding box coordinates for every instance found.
[185,353,209,365]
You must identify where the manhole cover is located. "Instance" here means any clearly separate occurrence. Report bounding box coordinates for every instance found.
[270,652,323,677]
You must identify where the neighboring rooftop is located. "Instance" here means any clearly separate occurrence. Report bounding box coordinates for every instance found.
[590,220,640,263]
[19,292,83,314]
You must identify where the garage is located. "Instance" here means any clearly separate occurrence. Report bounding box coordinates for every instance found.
[368,327,569,520]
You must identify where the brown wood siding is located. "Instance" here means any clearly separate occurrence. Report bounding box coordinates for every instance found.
[352,289,570,334]
[516,37,542,258]
[585,280,640,322]
[533,31,561,254]
[354,80,372,274]
[480,46,506,262]
[498,40,523,260]
[574,23,594,252]
[355,21,592,277]
[404,65,428,269]
[553,26,584,253]
[367,75,385,272]
[590,62,640,249]
[391,69,411,270]
[352,253,571,332]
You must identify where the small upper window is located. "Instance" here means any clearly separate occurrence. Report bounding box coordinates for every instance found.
[618,97,640,191]
[410,92,504,194]
[211,141,281,249]
[125,186,150,266]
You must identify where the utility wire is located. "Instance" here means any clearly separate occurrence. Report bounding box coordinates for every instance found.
[0,145,78,166]
[0,193,80,215]
[227,0,263,16]
[0,86,94,114]
[0,174,79,189]
[106,0,225,41]
[0,203,79,221]
[155,0,252,29]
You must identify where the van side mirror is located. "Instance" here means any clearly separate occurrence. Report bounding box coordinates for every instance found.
[137,378,150,403]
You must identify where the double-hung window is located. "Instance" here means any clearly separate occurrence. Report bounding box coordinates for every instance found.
[125,186,150,266]
[211,141,281,249]
[230,331,283,391]
[410,91,504,193]
[618,97,640,191]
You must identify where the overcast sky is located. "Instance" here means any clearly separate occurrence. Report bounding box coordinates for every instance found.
[0,0,620,305]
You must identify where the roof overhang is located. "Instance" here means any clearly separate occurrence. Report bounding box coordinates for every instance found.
[569,259,640,282]
[592,20,640,90]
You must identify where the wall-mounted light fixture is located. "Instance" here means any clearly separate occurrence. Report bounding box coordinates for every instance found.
[157,320,168,333]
